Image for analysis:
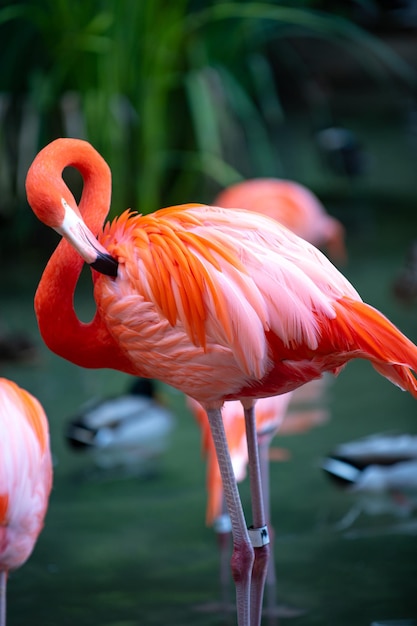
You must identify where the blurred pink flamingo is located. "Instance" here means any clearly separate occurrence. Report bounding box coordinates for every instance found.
[0,378,52,626]
[215,177,347,264]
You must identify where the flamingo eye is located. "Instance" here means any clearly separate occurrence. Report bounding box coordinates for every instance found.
[61,198,75,215]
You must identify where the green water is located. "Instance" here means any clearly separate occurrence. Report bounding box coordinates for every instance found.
[2,208,417,625]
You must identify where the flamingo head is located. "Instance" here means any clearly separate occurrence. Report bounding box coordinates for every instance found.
[26,139,118,277]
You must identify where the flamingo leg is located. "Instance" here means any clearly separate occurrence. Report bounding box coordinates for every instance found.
[0,571,6,626]
[258,435,279,625]
[243,403,270,626]
[206,408,254,626]
[259,431,307,623]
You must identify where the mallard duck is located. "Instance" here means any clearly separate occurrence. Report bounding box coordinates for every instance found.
[322,433,417,492]
[66,378,175,474]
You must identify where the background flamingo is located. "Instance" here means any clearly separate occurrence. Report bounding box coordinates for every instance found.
[26,138,417,626]
[0,378,53,626]
[214,177,347,264]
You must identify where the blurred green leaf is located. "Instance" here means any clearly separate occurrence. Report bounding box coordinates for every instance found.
[0,0,416,223]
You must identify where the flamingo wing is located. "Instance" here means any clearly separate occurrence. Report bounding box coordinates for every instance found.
[95,205,360,401]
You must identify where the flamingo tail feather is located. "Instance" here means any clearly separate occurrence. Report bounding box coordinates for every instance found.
[334,298,417,398]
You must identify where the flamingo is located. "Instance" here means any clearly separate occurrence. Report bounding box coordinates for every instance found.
[26,138,417,626]
[214,177,347,264]
[0,378,53,626]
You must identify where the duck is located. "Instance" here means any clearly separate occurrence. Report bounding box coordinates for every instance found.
[65,377,175,474]
[321,433,417,531]
[322,433,417,492]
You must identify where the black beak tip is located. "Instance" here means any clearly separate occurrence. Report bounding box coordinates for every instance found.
[91,252,119,277]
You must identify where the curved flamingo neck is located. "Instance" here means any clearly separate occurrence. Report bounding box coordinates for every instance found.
[32,139,135,374]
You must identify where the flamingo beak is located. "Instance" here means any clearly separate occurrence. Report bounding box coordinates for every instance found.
[91,251,119,277]
[56,199,118,277]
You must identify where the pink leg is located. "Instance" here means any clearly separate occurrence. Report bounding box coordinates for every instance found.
[243,403,270,626]
[206,408,254,626]
[259,436,279,623]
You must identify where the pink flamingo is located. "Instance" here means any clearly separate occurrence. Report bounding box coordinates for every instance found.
[0,378,52,626]
[26,138,417,626]
[215,177,347,264]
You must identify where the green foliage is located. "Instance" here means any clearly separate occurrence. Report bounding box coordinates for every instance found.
[0,0,416,218]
